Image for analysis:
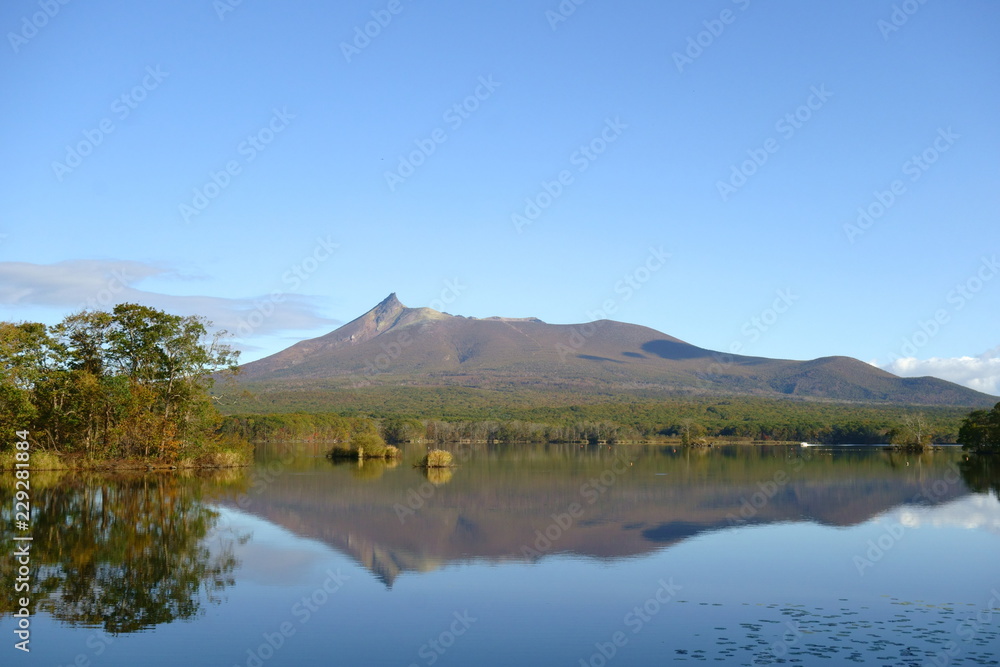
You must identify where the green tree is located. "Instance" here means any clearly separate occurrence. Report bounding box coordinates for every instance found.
[0,322,55,439]
[958,402,1000,454]
[0,305,241,460]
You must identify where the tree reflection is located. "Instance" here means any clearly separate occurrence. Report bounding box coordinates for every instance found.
[959,454,1000,502]
[0,473,241,633]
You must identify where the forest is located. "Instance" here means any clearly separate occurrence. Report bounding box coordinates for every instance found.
[219,380,981,445]
[217,397,975,447]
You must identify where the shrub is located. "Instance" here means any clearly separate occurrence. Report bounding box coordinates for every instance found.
[418,449,454,468]
[328,432,400,460]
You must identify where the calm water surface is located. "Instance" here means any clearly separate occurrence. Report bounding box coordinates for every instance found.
[2,444,999,666]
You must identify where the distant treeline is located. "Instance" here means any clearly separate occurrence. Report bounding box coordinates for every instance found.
[218,401,969,446]
[217,384,976,445]
[217,413,383,443]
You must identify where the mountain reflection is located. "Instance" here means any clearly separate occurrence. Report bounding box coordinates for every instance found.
[220,443,979,588]
[0,472,242,633]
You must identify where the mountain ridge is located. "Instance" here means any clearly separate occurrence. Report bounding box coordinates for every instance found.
[235,294,997,407]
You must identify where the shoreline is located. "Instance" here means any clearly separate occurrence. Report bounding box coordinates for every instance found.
[0,451,251,472]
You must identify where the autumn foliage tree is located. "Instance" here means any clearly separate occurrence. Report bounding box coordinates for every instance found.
[0,304,240,460]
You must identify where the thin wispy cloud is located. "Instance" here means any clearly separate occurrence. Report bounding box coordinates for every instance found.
[0,260,339,340]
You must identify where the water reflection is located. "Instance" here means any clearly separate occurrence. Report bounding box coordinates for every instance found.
[2,445,993,632]
[0,472,243,633]
[223,443,980,588]
[960,453,1000,500]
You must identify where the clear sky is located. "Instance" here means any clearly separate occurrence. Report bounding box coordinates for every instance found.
[1,0,998,395]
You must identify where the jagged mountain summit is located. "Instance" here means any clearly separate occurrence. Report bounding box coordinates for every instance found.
[236,294,996,406]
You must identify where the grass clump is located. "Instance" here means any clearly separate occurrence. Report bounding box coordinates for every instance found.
[417,449,454,468]
[0,450,69,471]
[196,450,251,468]
[327,433,400,460]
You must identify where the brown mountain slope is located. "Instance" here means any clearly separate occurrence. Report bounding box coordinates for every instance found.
[235,294,997,407]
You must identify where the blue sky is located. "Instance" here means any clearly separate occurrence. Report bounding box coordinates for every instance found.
[1,0,998,394]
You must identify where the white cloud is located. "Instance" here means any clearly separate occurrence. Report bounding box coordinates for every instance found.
[880,495,1000,536]
[0,259,168,307]
[876,346,1000,397]
[0,260,340,341]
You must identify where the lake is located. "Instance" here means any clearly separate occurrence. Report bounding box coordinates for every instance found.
[2,443,999,666]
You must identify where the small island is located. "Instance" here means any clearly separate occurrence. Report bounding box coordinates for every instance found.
[327,433,401,461]
[416,449,455,468]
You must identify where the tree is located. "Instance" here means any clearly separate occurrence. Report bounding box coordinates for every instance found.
[0,305,241,460]
[890,413,931,450]
[0,322,55,439]
[381,416,422,444]
[678,418,705,446]
[958,403,1000,454]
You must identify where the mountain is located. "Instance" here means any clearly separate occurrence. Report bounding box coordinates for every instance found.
[235,293,996,406]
